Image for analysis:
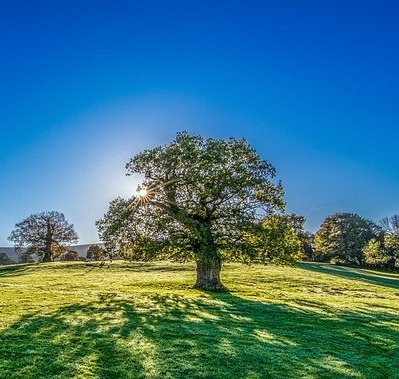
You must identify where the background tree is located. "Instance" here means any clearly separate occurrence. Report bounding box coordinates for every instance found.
[61,250,80,261]
[86,245,108,261]
[380,215,399,268]
[97,132,287,291]
[383,234,399,269]
[0,253,15,265]
[363,239,390,267]
[282,213,314,259]
[256,214,303,265]
[313,213,378,265]
[300,231,315,260]
[380,215,399,235]
[18,249,36,264]
[9,211,78,262]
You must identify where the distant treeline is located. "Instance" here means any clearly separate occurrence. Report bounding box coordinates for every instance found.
[1,211,398,272]
[306,213,399,270]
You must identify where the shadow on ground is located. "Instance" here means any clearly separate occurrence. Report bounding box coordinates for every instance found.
[0,264,36,277]
[0,291,397,378]
[298,262,399,290]
[0,261,193,278]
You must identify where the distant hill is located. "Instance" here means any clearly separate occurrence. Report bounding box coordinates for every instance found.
[68,244,105,257]
[0,244,104,262]
[0,247,18,261]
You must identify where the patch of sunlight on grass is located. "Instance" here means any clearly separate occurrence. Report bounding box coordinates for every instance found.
[218,337,237,355]
[74,352,98,378]
[228,313,252,322]
[253,329,297,346]
[373,320,399,330]
[191,310,220,321]
[126,336,159,377]
[186,315,204,323]
[317,355,362,378]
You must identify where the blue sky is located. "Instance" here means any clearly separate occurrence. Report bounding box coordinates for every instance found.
[1,1,398,245]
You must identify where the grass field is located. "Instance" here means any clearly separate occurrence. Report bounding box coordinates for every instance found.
[0,261,398,378]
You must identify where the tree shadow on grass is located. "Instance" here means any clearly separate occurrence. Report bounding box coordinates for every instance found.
[298,262,399,290]
[119,262,193,273]
[1,290,398,379]
[0,263,36,278]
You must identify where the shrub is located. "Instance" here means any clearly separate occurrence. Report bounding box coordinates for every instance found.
[61,250,80,261]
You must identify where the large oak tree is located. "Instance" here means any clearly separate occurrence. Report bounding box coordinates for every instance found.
[97,132,288,290]
[9,211,78,262]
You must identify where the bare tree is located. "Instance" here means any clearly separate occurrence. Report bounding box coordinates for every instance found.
[380,215,399,236]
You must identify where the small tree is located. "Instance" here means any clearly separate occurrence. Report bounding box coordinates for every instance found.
[257,214,303,265]
[86,245,108,261]
[380,215,399,268]
[314,213,377,265]
[282,213,314,259]
[98,132,288,291]
[9,211,78,262]
[61,250,80,261]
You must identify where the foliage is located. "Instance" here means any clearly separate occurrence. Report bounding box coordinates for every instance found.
[256,214,303,265]
[281,213,314,259]
[363,239,390,267]
[98,132,286,290]
[86,245,108,261]
[96,197,162,261]
[0,253,15,265]
[383,235,399,268]
[0,261,398,378]
[313,213,378,265]
[385,234,399,254]
[60,250,80,261]
[380,215,399,269]
[8,211,78,262]
[300,231,315,260]
[18,250,36,263]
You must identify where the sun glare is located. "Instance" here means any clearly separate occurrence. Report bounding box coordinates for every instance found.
[138,188,148,198]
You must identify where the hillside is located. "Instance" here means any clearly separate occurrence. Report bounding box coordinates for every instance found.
[0,261,398,378]
[0,247,18,260]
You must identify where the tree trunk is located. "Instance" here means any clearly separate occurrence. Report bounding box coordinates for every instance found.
[42,240,53,262]
[42,250,52,262]
[194,257,225,291]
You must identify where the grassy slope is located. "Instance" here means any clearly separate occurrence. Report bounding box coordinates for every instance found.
[0,261,398,379]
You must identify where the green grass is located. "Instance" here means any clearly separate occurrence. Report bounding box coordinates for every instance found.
[0,261,398,378]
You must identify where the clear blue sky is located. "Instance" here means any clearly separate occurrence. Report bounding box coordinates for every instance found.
[1,1,398,245]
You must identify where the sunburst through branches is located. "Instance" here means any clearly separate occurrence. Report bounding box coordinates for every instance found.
[130,178,181,210]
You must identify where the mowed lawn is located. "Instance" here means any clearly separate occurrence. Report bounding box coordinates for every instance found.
[0,261,398,379]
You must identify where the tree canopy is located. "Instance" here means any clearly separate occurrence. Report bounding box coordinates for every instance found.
[313,212,378,265]
[363,239,390,267]
[97,132,292,290]
[86,245,108,261]
[8,211,78,262]
[380,215,399,236]
[363,214,399,269]
[257,214,303,265]
[0,253,15,265]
